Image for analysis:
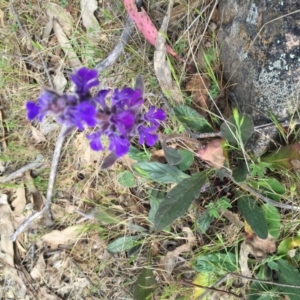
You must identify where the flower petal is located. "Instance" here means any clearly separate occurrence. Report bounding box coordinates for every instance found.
[110,110,135,134]
[86,131,103,151]
[143,106,166,126]
[71,67,99,96]
[108,133,130,157]
[137,126,158,146]
[26,102,40,120]
[76,101,97,127]
[111,88,143,108]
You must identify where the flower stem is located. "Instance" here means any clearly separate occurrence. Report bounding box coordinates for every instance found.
[11,125,70,241]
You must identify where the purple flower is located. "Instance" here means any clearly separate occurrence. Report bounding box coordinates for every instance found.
[71,67,99,97]
[143,106,166,127]
[137,125,159,146]
[25,67,167,166]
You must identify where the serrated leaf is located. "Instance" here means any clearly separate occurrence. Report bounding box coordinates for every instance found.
[220,113,254,146]
[133,162,189,184]
[107,236,139,253]
[194,252,237,274]
[261,204,281,239]
[173,105,212,132]
[177,149,194,171]
[163,146,182,166]
[154,172,206,231]
[261,144,300,170]
[269,259,300,300]
[238,196,268,239]
[132,267,157,300]
[232,160,249,183]
[118,171,136,187]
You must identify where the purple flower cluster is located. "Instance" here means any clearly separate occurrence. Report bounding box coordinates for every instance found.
[26,67,166,158]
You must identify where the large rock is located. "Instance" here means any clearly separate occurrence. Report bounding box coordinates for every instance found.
[217,0,300,127]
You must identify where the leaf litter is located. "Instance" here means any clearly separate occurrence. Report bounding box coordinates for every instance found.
[2,0,291,299]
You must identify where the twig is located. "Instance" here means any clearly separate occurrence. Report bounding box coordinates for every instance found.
[0,154,45,183]
[238,181,300,211]
[11,126,69,241]
[9,0,53,88]
[181,279,243,299]
[95,16,134,74]
[229,272,300,289]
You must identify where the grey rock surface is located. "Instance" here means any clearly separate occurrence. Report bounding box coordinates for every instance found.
[217,0,300,126]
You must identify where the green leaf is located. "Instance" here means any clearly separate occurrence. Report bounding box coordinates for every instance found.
[173,105,212,132]
[118,171,137,187]
[261,143,300,170]
[249,177,285,201]
[197,210,215,234]
[177,149,194,171]
[133,267,157,300]
[129,145,149,162]
[93,206,122,224]
[220,113,254,146]
[237,196,268,239]
[107,236,139,253]
[163,146,182,166]
[232,160,249,183]
[194,252,237,274]
[148,188,165,224]
[133,162,189,184]
[261,204,281,239]
[154,172,207,231]
[269,259,300,300]
[248,282,279,300]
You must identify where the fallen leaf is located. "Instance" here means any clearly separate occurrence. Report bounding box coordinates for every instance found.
[31,126,46,144]
[239,241,252,287]
[11,184,26,216]
[40,118,59,135]
[123,0,179,58]
[53,21,82,69]
[53,70,67,93]
[73,132,105,167]
[46,2,73,36]
[186,73,210,117]
[244,222,276,258]
[80,0,101,42]
[160,227,196,276]
[197,139,225,169]
[37,225,82,250]
[154,2,184,104]
[262,143,300,171]
[30,252,46,280]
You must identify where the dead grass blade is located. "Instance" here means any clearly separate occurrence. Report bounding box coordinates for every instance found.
[154,0,184,105]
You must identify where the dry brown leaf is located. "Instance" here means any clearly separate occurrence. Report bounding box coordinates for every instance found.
[197,139,225,169]
[30,252,46,280]
[53,21,82,69]
[74,132,104,167]
[53,70,67,93]
[40,118,59,135]
[11,184,26,216]
[154,2,183,104]
[46,2,73,36]
[239,241,252,287]
[80,0,101,42]
[37,225,82,250]
[245,232,276,259]
[160,227,196,276]
[31,125,46,144]
[186,73,210,116]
